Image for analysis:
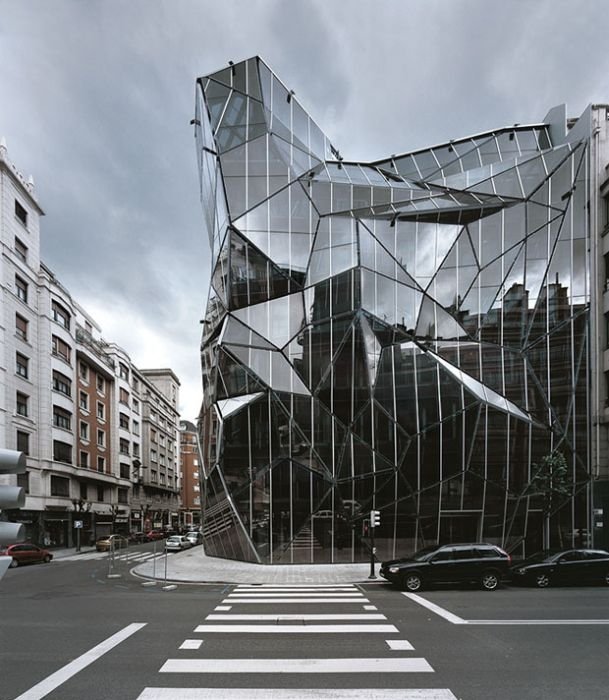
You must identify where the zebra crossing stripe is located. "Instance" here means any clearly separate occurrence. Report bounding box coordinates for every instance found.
[137,689,457,699]
[227,592,364,598]
[159,657,434,673]
[179,640,203,649]
[221,598,370,604]
[192,624,399,633]
[204,613,387,621]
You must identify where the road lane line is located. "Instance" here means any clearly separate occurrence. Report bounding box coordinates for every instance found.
[160,658,434,673]
[138,689,457,699]
[467,619,609,625]
[192,624,399,633]
[205,614,387,621]
[402,593,468,624]
[13,622,147,700]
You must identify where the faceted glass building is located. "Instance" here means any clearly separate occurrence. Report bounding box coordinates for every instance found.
[195,57,594,564]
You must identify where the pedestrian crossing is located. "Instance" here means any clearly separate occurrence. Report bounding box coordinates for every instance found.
[135,583,458,699]
[59,550,164,563]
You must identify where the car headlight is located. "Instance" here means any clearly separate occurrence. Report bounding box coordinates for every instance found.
[389,566,400,574]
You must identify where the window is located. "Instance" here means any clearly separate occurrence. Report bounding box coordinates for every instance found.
[52,335,71,363]
[151,429,158,444]
[133,420,140,436]
[52,301,71,330]
[14,237,27,263]
[53,441,72,464]
[80,422,89,440]
[118,488,129,504]
[133,398,140,414]
[15,275,28,303]
[132,443,140,458]
[97,375,105,393]
[150,410,157,423]
[16,430,29,455]
[15,199,27,226]
[79,451,89,468]
[15,313,28,341]
[79,391,89,411]
[194,484,200,492]
[50,475,70,497]
[97,429,105,447]
[133,377,139,392]
[97,485,104,502]
[119,388,129,405]
[16,352,29,379]
[53,371,72,396]
[151,449,157,463]
[79,362,89,381]
[119,413,129,430]
[17,470,29,494]
[80,483,88,500]
[16,392,28,417]
[119,438,129,455]
[97,456,105,473]
[151,470,158,483]
[120,463,130,479]
[97,402,105,420]
[53,406,72,430]
[119,363,129,380]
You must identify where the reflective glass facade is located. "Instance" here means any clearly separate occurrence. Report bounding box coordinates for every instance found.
[195,57,593,564]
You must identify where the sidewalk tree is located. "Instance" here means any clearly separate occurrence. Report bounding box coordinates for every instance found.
[521,450,573,549]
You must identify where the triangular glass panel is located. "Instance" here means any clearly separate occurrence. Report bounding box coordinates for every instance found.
[229,344,310,396]
[216,392,265,419]
[216,346,269,399]
[357,219,422,287]
[360,314,382,388]
[222,315,277,350]
[360,269,423,332]
[204,79,232,132]
[271,133,321,180]
[232,292,305,350]
[415,296,469,340]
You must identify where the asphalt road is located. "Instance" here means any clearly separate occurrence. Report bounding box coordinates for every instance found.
[2,551,609,699]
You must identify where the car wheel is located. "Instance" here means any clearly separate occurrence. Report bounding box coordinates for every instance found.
[9,558,18,568]
[402,573,423,592]
[43,555,51,563]
[534,573,551,588]
[481,571,499,591]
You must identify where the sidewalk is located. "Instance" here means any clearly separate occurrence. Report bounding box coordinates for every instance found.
[49,543,382,584]
[133,547,380,585]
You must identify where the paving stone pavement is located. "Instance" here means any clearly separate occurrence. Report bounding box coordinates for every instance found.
[133,546,377,584]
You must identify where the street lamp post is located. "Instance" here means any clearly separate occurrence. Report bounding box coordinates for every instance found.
[71,499,91,551]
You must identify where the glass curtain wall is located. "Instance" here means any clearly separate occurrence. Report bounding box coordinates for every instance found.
[195,57,591,564]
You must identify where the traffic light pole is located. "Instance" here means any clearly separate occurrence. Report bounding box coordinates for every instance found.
[368,524,376,579]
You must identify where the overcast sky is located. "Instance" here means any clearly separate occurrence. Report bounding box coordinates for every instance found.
[1,0,608,421]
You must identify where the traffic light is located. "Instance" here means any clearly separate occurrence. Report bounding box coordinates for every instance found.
[370,509,381,528]
[0,448,26,579]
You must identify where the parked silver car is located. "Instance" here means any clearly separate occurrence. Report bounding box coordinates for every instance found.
[164,535,192,552]
[185,531,203,546]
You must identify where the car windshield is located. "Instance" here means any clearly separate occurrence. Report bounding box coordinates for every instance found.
[410,546,441,562]
[520,550,563,564]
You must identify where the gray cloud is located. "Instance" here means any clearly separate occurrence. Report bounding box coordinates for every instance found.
[1,0,608,419]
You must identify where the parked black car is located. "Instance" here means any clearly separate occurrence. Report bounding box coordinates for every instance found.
[380,542,511,592]
[510,549,609,588]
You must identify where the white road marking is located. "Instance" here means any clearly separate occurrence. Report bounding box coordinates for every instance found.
[205,613,387,621]
[160,657,434,673]
[179,640,203,649]
[221,598,370,604]
[402,593,468,624]
[403,593,609,625]
[234,584,361,588]
[234,587,357,592]
[192,624,399,634]
[215,606,232,611]
[137,689,457,699]
[227,592,364,598]
[386,640,415,650]
[12,622,147,700]
[363,605,377,610]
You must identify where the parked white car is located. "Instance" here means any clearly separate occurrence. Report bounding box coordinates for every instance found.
[185,531,203,546]
[165,535,192,552]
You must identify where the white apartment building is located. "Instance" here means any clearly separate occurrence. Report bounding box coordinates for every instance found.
[0,140,181,546]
